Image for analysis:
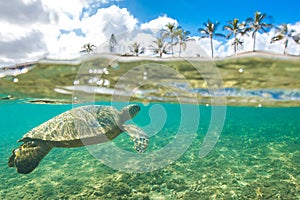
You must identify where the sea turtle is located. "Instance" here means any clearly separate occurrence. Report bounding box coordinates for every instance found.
[8,104,149,174]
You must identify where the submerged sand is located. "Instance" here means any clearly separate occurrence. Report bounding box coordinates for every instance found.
[1,106,299,199]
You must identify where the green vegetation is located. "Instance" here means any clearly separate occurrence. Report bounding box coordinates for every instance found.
[271,24,298,55]
[128,42,142,56]
[246,11,273,52]
[163,23,178,55]
[81,43,96,54]
[151,34,169,58]
[148,23,195,58]
[198,20,225,58]
[223,18,247,55]
[176,27,194,57]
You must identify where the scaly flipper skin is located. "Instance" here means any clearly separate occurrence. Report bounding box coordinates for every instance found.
[8,140,53,174]
[122,124,149,153]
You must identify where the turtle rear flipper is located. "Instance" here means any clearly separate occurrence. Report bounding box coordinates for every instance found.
[123,124,149,153]
[8,140,52,174]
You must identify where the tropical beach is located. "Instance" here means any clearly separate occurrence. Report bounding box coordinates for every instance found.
[1,0,300,199]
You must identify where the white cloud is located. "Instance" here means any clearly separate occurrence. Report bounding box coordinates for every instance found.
[51,5,138,58]
[0,30,45,56]
[0,1,138,65]
[0,0,50,25]
[82,5,137,38]
[141,15,178,30]
[41,0,87,20]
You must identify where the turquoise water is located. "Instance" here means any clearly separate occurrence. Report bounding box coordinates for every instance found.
[1,102,299,199]
[1,55,300,199]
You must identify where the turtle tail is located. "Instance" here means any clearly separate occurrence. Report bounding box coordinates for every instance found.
[8,140,52,174]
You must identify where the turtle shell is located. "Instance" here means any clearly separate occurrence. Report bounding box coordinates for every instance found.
[19,106,122,143]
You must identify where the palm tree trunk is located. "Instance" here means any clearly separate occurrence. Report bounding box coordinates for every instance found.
[210,37,214,58]
[284,39,288,55]
[179,43,182,57]
[234,45,237,55]
[253,33,256,52]
[234,35,237,55]
[171,38,174,55]
[284,46,287,55]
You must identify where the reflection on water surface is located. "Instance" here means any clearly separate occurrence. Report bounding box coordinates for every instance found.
[1,54,299,106]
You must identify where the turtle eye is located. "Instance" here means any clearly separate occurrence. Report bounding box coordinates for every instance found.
[130,105,140,115]
[135,105,140,111]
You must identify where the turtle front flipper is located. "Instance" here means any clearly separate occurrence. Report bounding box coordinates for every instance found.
[8,140,52,174]
[122,124,149,153]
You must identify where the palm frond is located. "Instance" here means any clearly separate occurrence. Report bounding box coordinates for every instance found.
[261,27,269,33]
[292,33,300,44]
[200,35,209,39]
[246,17,254,23]
[198,28,209,35]
[271,35,284,43]
[215,33,226,38]
[223,25,233,31]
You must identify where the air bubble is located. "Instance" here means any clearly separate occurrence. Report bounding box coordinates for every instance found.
[13,77,19,83]
[103,79,110,86]
[96,80,103,86]
[103,68,109,74]
[74,80,80,85]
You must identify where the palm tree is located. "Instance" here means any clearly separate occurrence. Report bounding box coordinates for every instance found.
[151,35,169,57]
[109,34,118,53]
[129,42,141,56]
[81,43,96,54]
[163,23,178,55]
[223,18,247,54]
[246,11,272,52]
[198,20,225,58]
[232,38,244,53]
[176,27,195,57]
[271,24,296,55]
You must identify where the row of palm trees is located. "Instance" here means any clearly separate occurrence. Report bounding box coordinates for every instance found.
[198,11,300,57]
[81,11,300,58]
[151,12,299,58]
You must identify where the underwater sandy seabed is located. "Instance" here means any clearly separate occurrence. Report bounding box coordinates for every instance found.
[0,104,299,200]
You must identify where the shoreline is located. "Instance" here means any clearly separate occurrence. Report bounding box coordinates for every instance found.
[2,51,300,69]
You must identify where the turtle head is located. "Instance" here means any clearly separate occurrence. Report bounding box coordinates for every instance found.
[120,104,140,123]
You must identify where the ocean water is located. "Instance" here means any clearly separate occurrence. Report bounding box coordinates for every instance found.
[1,103,299,199]
[1,56,300,199]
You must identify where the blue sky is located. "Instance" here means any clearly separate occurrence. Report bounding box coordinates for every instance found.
[104,0,300,35]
